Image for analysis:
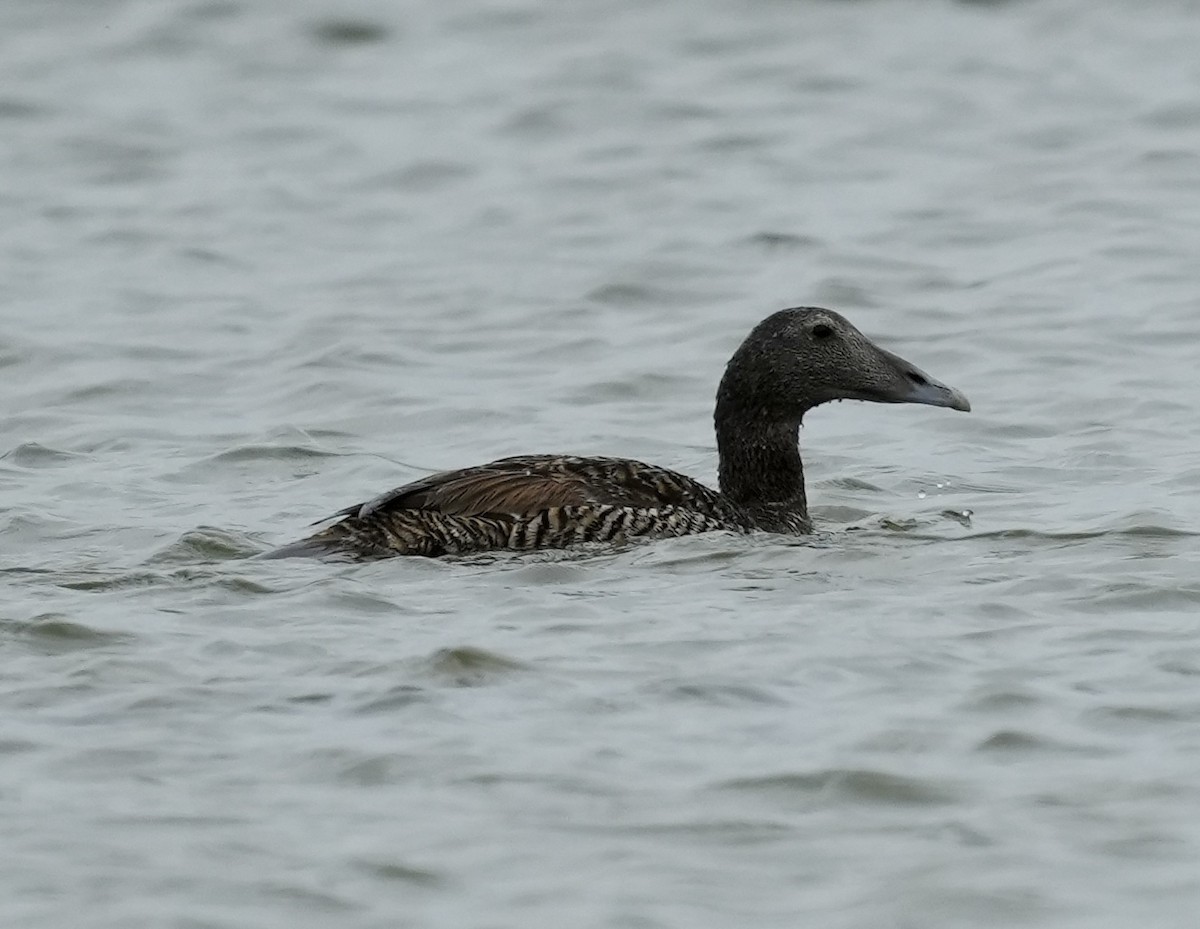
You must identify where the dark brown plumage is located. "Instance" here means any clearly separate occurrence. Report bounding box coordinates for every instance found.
[265,307,969,560]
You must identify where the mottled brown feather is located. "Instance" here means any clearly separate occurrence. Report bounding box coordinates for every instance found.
[343,455,724,520]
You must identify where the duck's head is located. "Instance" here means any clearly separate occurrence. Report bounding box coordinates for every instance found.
[717,306,971,421]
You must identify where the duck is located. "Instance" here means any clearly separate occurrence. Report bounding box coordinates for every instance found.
[264,307,969,560]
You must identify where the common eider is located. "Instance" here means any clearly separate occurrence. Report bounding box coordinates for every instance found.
[265,307,969,559]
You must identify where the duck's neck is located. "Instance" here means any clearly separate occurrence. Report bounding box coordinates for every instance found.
[714,407,808,519]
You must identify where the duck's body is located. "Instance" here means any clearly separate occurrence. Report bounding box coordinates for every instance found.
[269,454,759,559]
[266,307,969,560]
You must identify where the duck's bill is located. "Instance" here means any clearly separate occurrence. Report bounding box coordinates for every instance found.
[901,376,971,412]
[874,348,972,412]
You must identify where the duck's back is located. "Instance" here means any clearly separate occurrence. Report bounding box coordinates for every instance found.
[264,455,740,559]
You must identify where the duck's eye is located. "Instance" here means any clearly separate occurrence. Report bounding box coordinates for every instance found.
[812,323,834,340]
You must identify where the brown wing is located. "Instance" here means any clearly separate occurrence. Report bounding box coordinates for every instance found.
[325,454,724,521]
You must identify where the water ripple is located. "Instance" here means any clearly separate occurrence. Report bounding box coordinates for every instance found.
[714,769,960,807]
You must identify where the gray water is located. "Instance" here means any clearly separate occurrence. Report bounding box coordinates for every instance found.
[4,0,1200,926]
